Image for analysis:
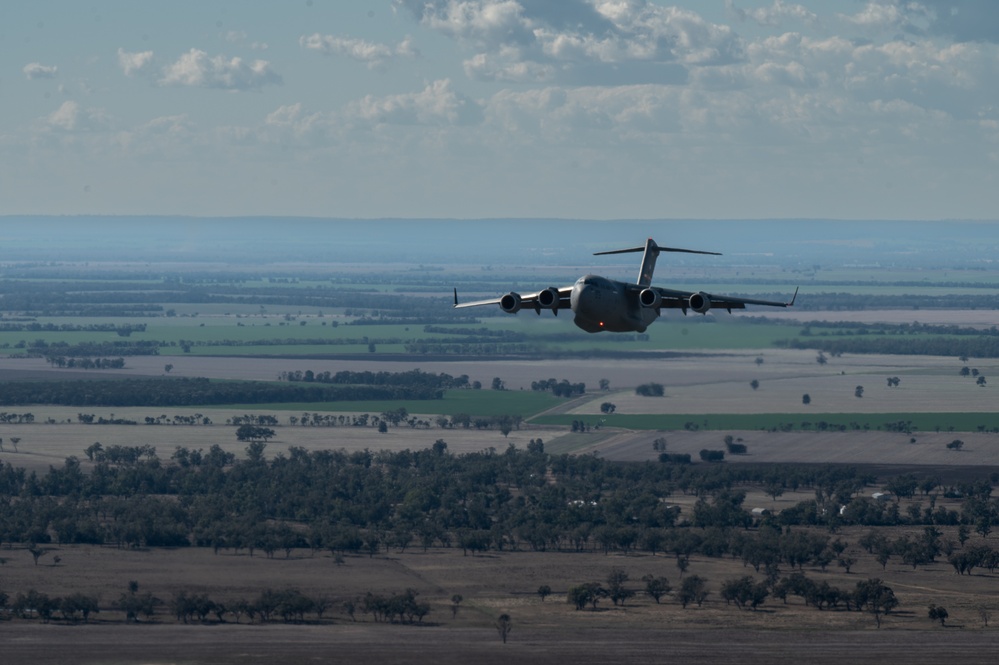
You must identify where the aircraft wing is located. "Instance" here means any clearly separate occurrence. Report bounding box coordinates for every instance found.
[452,294,506,309]
[648,286,798,312]
[453,286,573,312]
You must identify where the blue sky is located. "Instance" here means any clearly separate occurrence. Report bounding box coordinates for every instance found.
[3,1,999,219]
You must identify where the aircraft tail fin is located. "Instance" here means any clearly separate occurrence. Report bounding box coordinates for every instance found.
[595,238,721,287]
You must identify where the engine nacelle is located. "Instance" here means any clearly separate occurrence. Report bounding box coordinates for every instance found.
[537,287,560,310]
[688,292,711,314]
[639,288,661,309]
[500,292,523,313]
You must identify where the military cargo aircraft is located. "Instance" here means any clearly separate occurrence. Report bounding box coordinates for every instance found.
[453,238,797,333]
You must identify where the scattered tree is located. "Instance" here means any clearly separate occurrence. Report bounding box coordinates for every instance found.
[635,382,665,397]
[854,578,898,628]
[567,583,606,611]
[496,613,513,644]
[606,568,635,606]
[642,575,671,604]
[236,424,275,442]
[928,604,949,626]
[677,575,709,608]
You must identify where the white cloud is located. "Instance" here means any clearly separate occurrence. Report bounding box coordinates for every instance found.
[300,33,419,67]
[727,0,817,28]
[262,103,329,142]
[398,0,745,84]
[159,48,282,90]
[222,30,268,50]
[840,1,914,32]
[405,0,531,44]
[117,48,155,76]
[344,79,482,126]
[23,63,59,79]
[43,101,110,132]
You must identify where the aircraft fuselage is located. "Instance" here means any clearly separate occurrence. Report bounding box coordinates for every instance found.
[570,275,657,333]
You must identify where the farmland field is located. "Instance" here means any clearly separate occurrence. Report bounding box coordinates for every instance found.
[4,531,999,664]
[5,226,999,665]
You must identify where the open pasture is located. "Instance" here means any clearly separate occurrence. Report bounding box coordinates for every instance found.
[0,412,558,474]
[554,427,999,469]
[574,354,999,416]
[4,531,999,664]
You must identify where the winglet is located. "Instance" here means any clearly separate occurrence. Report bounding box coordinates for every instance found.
[788,286,799,307]
[453,288,459,308]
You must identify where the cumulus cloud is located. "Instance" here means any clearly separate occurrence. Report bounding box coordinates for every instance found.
[159,48,282,90]
[344,79,482,125]
[727,0,817,28]
[840,1,999,43]
[23,63,59,79]
[43,101,110,132]
[300,33,418,67]
[118,47,280,90]
[223,30,268,50]
[117,48,155,76]
[397,0,745,84]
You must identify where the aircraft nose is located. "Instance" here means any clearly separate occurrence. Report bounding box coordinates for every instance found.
[571,279,593,311]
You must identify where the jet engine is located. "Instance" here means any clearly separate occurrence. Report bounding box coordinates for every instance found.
[537,287,561,310]
[688,292,711,314]
[500,292,523,313]
[639,288,661,309]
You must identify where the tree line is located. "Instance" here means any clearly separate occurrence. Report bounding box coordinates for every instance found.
[0,375,448,407]
[1,442,996,558]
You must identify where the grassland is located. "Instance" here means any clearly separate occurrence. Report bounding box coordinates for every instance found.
[4,523,999,664]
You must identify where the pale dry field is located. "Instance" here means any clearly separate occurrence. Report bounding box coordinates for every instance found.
[4,533,999,664]
[571,349,999,416]
[763,309,999,327]
[5,331,999,663]
[3,348,999,471]
[0,412,556,472]
[563,428,999,467]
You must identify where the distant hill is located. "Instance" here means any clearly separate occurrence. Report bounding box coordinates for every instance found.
[1,216,994,267]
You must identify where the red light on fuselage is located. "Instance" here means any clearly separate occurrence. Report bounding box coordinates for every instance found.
[599,322,604,327]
